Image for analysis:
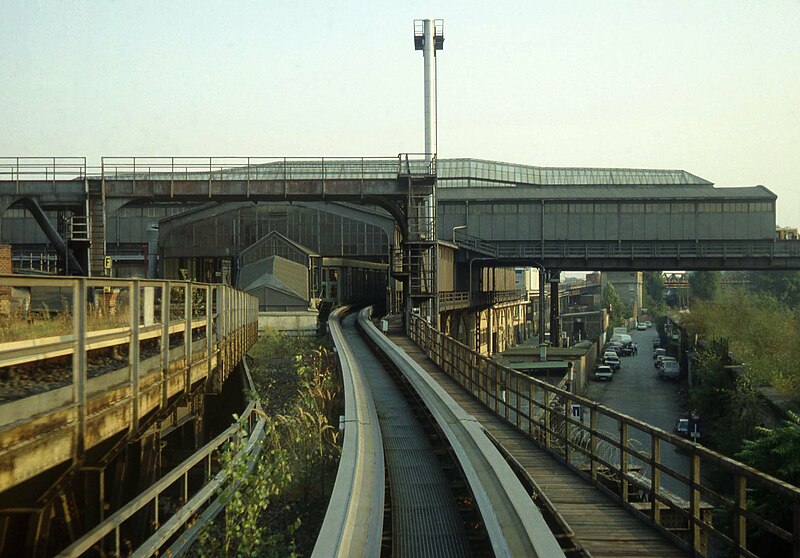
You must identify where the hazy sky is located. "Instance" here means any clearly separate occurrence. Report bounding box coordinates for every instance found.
[2,1,798,222]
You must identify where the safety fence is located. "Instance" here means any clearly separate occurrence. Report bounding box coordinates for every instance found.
[438,289,528,311]
[409,316,800,558]
[496,239,800,259]
[56,398,266,557]
[98,154,434,181]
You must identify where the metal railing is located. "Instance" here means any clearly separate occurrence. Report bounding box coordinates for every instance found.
[494,239,800,260]
[99,154,435,181]
[409,316,800,558]
[0,157,87,182]
[0,275,259,493]
[438,290,528,311]
[452,229,499,256]
[68,215,90,241]
[57,400,265,557]
[454,236,800,262]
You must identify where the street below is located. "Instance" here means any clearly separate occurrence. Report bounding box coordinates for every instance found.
[583,326,692,499]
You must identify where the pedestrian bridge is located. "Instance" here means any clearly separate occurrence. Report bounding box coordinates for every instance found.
[3,155,799,274]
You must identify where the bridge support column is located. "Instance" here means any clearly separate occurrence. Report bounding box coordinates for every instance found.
[538,270,546,344]
[549,270,561,347]
[486,306,495,356]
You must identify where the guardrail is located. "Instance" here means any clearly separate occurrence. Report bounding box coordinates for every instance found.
[98,154,435,181]
[494,239,800,260]
[0,155,437,188]
[0,275,259,493]
[453,235,800,262]
[56,397,266,557]
[363,308,565,557]
[0,157,87,184]
[438,290,528,311]
[409,315,800,558]
[312,307,384,557]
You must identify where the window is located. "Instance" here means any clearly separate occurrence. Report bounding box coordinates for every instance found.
[671,202,694,213]
[699,202,723,213]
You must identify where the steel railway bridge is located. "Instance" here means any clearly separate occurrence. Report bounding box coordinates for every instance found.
[4,156,800,555]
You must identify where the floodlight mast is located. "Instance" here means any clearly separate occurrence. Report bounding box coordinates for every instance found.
[414,19,444,162]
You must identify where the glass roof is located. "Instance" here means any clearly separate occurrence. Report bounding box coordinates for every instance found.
[436,158,712,186]
[111,156,711,186]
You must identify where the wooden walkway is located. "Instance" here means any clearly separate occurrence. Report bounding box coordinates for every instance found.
[389,333,688,558]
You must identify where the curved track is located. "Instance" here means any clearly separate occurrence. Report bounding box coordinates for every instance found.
[318,306,564,558]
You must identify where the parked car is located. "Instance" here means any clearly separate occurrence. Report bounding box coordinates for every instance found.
[655,355,676,369]
[674,418,690,437]
[611,333,632,346]
[652,337,661,349]
[637,322,647,331]
[674,416,701,438]
[660,359,680,380]
[594,365,614,381]
[644,321,652,328]
[603,351,621,371]
[653,348,667,361]
[605,341,624,355]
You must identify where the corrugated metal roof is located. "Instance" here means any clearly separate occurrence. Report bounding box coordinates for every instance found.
[437,158,713,186]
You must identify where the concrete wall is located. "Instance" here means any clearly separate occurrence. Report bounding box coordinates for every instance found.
[258,310,318,335]
[438,244,455,292]
[482,267,516,291]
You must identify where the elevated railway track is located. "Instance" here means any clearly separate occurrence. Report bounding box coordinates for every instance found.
[317,307,566,557]
[0,275,258,555]
[401,315,800,558]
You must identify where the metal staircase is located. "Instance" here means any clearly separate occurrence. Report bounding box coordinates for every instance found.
[401,162,438,327]
[88,180,106,276]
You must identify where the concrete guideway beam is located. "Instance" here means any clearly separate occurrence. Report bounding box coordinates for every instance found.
[360,309,565,558]
[312,307,384,558]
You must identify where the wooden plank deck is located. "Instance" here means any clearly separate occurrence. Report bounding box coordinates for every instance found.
[389,333,689,558]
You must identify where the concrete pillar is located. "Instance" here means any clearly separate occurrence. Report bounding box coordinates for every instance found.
[487,307,493,356]
[143,286,155,326]
[538,270,546,343]
[550,271,561,347]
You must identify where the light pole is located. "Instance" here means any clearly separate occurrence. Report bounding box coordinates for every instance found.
[452,225,466,243]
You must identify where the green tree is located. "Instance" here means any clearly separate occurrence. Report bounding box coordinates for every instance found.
[734,412,800,555]
[688,349,765,456]
[748,270,800,310]
[642,271,667,316]
[688,271,721,301]
[685,289,800,394]
[602,282,629,329]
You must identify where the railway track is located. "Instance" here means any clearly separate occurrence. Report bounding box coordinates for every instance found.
[0,328,204,403]
[317,306,565,557]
